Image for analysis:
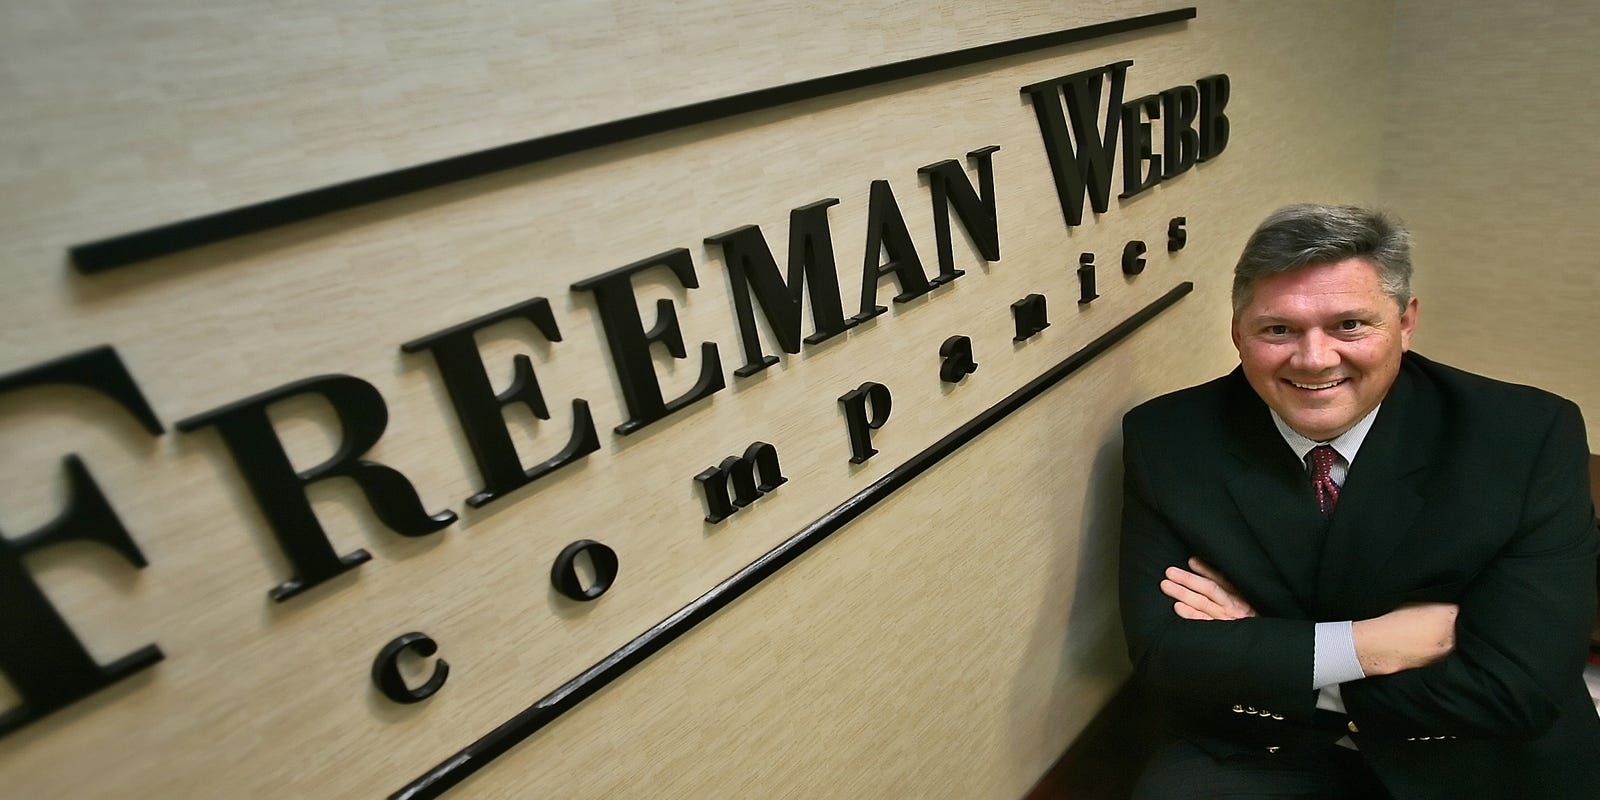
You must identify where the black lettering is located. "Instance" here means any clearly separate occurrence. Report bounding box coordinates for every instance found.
[1123,240,1148,275]
[1197,74,1232,161]
[176,375,457,602]
[694,441,786,524]
[0,458,166,738]
[571,249,725,435]
[1012,293,1051,341]
[1168,217,1188,252]
[1119,94,1162,198]
[838,382,892,463]
[705,199,854,377]
[550,539,619,601]
[854,180,932,324]
[939,335,978,383]
[1020,60,1131,227]
[917,145,1001,286]
[0,346,163,435]
[1160,85,1199,180]
[0,346,165,737]
[371,632,448,704]
[1077,254,1100,305]
[401,297,599,508]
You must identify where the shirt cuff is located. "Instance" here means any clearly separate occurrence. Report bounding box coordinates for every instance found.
[1312,620,1366,689]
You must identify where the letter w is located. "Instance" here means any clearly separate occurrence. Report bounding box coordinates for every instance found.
[1021,60,1131,227]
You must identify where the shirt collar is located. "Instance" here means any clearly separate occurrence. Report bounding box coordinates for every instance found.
[1269,405,1381,465]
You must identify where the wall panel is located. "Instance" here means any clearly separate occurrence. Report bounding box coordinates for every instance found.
[0,2,1392,797]
[1381,0,1600,451]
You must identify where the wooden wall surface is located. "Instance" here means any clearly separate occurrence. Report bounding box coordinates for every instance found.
[0,2,1392,797]
[1382,0,1600,453]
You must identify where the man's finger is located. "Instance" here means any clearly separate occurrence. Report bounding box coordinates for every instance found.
[1183,558,1258,618]
[1165,566,1225,602]
[1161,579,1225,619]
[1188,558,1243,595]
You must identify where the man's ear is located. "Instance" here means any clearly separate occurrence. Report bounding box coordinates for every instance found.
[1399,296,1420,351]
[1230,316,1242,351]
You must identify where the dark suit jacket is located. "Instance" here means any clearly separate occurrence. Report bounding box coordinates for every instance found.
[1120,352,1600,799]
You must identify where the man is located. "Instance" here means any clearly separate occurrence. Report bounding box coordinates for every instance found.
[1119,204,1600,799]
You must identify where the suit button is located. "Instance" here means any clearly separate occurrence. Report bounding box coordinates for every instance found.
[1266,746,1280,754]
[1347,720,1359,734]
[1271,714,1284,721]
[1232,705,1244,713]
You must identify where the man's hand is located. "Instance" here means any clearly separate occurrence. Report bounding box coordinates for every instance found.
[1161,558,1258,620]
[1352,603,1458,676]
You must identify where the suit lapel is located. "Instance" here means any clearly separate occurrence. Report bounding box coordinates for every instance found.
[1220,372,1329,611]
[1316,362,1435,614]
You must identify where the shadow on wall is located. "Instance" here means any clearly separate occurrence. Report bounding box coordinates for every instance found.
[1004,430,1131,784]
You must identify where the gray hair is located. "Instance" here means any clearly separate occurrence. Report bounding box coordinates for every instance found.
[1231,204,1413,314]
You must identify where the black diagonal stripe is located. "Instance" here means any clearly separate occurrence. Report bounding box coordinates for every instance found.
[70,8,1195,273]
[390,281,1192,800]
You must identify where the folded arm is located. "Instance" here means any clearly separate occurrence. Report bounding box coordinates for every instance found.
[1122,416,1470,725]
[1119,421,1317,718]
[1163,558,1458,679]
[1340,401,1599,740]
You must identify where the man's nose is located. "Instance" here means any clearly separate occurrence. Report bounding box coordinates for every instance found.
[1290,330,1338,372]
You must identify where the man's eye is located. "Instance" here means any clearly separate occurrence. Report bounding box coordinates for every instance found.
[1266,325,1289,335]
[1338,319,1362,331]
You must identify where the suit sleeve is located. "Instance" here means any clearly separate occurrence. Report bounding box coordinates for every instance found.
[1341,400,1600,739]
[1119,411,1319,720]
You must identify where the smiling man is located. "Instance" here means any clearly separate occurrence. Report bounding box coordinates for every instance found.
[1119,204,1600,799]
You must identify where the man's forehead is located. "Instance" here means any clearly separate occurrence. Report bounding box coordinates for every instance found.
[1242,261,1388,301]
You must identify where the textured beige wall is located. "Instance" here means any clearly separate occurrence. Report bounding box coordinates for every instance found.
[1381,0,1600,452]
[0,2,1392,797]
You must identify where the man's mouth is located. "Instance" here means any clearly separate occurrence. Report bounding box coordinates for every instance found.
[1286,378,1346,391]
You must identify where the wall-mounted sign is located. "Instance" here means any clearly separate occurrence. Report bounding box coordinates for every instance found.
[1,9,1223,798]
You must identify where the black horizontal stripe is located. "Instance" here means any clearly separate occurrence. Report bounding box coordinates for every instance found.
[70,8,1195,273]
[390,281,1193,799]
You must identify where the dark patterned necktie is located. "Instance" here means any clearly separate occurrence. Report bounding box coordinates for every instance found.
[1308,445,1340,515]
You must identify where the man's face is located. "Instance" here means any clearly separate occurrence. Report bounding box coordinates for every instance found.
[1231,257,1418,442]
